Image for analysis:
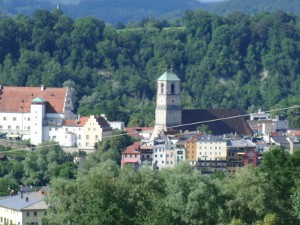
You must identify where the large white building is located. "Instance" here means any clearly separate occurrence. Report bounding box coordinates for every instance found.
[0,85,112,149]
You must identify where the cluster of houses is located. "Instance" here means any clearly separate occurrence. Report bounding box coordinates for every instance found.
[0,70,299,223]
[121,69,296,173]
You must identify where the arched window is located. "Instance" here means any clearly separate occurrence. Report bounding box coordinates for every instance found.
[171,83,175,94]
[161,83,164,94]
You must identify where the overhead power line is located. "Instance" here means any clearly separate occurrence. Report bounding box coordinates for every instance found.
[1,105,299,152]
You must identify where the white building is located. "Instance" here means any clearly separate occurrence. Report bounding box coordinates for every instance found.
[0,190,47,225]
[0,85,112,149]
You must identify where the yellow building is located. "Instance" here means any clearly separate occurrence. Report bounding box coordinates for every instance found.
[185,134,201,165]
[77,115,112,151]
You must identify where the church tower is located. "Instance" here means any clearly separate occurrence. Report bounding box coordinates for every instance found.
[152,68,182,139]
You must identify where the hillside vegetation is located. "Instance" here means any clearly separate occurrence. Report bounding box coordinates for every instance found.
[2,0,300,24]
[1,10,300,126]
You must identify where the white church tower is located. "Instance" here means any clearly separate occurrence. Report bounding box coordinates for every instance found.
[151,68,182,139]
[30,97,46,145]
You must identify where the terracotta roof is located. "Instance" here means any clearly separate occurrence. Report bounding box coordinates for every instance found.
[63,117,89,127]
[288,130,300,136]
[180,109,253,136]
[0,86,67,113]
[122,142,141,154]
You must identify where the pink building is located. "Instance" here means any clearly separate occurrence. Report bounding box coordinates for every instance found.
[121,142,141,166]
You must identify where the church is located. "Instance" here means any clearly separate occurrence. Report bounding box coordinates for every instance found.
[152,69,253,139]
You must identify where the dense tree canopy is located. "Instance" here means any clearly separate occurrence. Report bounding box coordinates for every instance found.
[46,147,300,225]
[1,10,300,126]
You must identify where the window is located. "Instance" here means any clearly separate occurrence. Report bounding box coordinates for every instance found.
[86,142,89,146]
[27,212,30,217]
[13,117,16,121]
[28,118,30,121]
[171,83,175,94]
[34,211,37,216]
[86,135,89,140]
[28,126,30,130]
[95,135,98,140]
[3,117,6,121]
[8,125,11,129]
[0,125,2,129]
[78,135,81,140]
[160,83,164,94]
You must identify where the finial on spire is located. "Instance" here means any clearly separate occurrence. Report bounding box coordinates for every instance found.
[166,64,173,72]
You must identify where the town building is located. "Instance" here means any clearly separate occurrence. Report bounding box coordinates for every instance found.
[0,190,47,225]
[121,142,141,167]
[0,85,112,149]
[185,134,200,165]
[226,139,257,173]
[196,135,227,174]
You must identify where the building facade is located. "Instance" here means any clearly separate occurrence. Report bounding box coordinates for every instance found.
[0,85,112,149]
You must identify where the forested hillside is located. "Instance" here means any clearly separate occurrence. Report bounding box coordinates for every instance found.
[206,0,300,15]
[2,0,300,24]
[1,9,300,126]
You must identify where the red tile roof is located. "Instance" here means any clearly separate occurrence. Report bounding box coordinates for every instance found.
[122,142,141,154]
[63,117,89,127]
[0,86,67,113]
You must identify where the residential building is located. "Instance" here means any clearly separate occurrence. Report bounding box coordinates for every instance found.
[121,142,141,167]
[153,138,167,170]
[185,134,200,165]
[196,135,227,174]
[0,190,47,225]
[226,139,257,173]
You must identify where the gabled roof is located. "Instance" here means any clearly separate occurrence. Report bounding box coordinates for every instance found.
[63,117,89,127]
[180,109,253,136]
[122,142,141,154]
[0,191,47,211]
[157,70,180,81]
[0,86,67,113]
[95,116,112,131]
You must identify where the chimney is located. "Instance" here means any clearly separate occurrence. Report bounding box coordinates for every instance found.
[41,85,45,92]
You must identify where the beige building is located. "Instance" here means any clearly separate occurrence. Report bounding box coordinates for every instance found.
[197,135,227,161]
[0,191,47,225]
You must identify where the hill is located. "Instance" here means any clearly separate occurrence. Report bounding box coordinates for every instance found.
[206,0,300,15]
[1,0,300,24]
[0,10,300,127]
